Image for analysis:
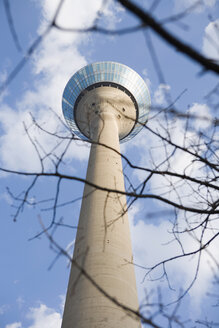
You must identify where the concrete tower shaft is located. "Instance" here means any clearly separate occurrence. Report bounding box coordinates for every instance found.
[61,96,140,327]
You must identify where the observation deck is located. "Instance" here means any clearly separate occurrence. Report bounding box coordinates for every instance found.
[62,61,150,143]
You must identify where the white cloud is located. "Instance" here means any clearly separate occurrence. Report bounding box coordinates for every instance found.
[99,1,125,30]
[26,304,61,328]
[0,0,119,173]
[58,295,66,314]
[5,301,63,328]
[153,84,171,106]
[189,102,212,129]
[4,304,62,328]
[43,0,102,29]
[131,95,217,212]
[130,204,219,312]
[203,19,219,61]
[5,323,21,328]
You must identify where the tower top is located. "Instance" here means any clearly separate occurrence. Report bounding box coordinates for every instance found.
[62,61,150,142]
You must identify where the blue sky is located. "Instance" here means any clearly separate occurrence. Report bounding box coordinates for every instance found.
[0,1,219,327]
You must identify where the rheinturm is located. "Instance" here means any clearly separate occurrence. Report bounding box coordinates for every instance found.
[61,62,150,328]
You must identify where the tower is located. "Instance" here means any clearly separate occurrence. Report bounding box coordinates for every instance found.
[61,62,150,328]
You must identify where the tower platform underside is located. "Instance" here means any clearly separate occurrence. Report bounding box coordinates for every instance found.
[75,85,138,142]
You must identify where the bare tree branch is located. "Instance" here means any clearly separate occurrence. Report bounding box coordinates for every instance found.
[3,0,22,52]
[118,0,219,75]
